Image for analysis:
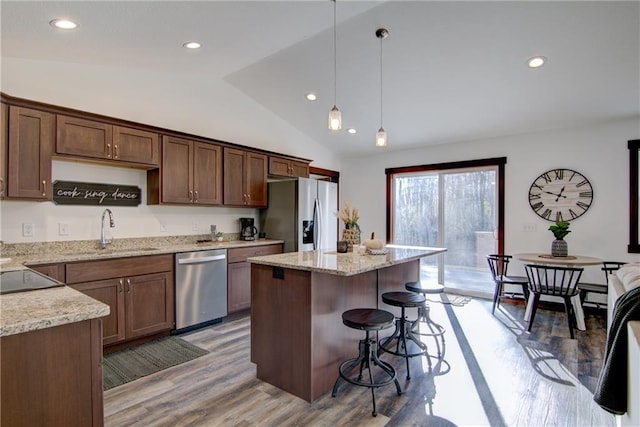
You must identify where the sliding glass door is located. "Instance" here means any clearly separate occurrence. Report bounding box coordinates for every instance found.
[387,158,505,296]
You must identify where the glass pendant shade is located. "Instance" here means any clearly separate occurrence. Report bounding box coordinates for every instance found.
[375,127,387,147]
[328,105,342,130]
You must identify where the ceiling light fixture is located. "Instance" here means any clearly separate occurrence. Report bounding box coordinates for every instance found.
[347,128,357,134]
[528,56,547,68]
[49,19,77,30]
[375,28,389,147]
[327,0,342,130]
[183,41,202,49]
[305,93,317,101]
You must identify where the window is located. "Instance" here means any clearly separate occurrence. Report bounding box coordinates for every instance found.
[386,158,506,295]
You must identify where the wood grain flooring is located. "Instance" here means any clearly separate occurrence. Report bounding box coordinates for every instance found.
[104,297,615,426]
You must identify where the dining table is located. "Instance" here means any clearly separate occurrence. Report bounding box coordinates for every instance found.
[514,253,604,331]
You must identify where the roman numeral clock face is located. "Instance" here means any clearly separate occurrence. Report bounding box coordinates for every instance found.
[528,168,593,222]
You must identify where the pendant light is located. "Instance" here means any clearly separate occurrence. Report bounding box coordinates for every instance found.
[328,0,342,130]
[375,28,388,147]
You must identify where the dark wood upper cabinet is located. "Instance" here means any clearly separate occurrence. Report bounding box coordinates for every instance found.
[148,135,222,205]
[193,141,223,205]
[268,156,309,178]
[1,103,7,199]
[57,115,159,167]
[7,106,53,200]
[223,147,267,207]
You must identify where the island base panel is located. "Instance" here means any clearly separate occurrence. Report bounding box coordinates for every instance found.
[251,260,420,402]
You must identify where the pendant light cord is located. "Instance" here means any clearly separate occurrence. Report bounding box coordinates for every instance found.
[333,0,337,106]
[379,34,383,127]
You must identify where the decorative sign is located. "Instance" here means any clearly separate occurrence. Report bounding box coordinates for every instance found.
[53,181,141,206]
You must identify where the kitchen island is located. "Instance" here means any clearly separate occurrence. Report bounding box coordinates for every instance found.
[248,245,446,402]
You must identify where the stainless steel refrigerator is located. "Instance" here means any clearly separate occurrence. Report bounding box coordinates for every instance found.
[259,178,338,253]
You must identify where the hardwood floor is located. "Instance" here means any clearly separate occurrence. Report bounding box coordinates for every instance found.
[104,297,615,426]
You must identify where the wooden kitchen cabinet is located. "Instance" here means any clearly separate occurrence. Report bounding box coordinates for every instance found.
[56,115,160,167]
[66,254,174,347]
[6,106,53,200]
[268,156,309,178]
[1,103,7,199]
[1,318,104,426]
[148,135,222,205]
[223,147,267,207]
[71,279,125,345]
[29,262,65,282]
[227,243,283,313]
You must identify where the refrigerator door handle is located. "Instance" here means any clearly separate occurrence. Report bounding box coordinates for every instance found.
[313,198,321,250]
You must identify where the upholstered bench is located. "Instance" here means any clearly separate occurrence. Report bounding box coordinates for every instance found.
[602,262,640,426]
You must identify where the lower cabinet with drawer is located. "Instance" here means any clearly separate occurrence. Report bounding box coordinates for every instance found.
[227,243,283,313]
[65,254,174,347]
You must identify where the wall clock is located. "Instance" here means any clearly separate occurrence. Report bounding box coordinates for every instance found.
[528,168,593,222]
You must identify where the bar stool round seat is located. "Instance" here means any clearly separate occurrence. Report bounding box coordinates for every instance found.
[405,281,444,295]
[332,308,402,417]
[404,281,446,359]
[379,292,429,380]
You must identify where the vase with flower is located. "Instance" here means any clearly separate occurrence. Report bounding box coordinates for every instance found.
[338,202,360,251]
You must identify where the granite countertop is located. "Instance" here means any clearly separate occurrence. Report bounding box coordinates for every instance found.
[0,237,284,272]
[0,286,110,337]
[0,236,283,337]
[247,245,447,276]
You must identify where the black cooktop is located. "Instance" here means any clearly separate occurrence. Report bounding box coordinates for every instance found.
[0,269,65,295]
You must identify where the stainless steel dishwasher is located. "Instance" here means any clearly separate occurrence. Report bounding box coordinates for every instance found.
[175,248,227,331]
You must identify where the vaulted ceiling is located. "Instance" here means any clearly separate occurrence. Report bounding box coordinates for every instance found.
[2,1,638,156]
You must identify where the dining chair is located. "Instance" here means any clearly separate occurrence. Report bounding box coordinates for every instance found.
[525,264,584,339]
[578,261,626,308]
[486,254,530,315]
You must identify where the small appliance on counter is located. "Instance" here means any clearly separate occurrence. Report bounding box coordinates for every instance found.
[240,217,258,241]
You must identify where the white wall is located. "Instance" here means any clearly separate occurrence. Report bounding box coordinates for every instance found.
[0,161,258,242]
[339,117,640,284]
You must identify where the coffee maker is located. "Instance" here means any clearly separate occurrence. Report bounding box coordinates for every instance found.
[240,218,258,241]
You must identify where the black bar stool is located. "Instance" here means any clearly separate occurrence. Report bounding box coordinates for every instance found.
[332,308,402,417]
[405,281,446,358]
[379,291,429,380]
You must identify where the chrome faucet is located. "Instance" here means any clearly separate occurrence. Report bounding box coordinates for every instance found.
[100,209,115,249]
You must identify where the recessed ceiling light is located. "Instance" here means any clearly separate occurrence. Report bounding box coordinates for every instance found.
[183,41,202,49]
[305,93,317,101]
[49,19,77,30]
[346,128,357,134]
[527,56,547,68]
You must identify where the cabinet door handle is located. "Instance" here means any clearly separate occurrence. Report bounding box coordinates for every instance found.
[114,144,119,159]
[42,180,46,196]
[194,190,198,203]
[106,143,112,158]
[119,279,124,293]
[189,190,193,202]
[126,279,131,293]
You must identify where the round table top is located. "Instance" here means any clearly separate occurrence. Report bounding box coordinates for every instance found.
[514,253,603,266]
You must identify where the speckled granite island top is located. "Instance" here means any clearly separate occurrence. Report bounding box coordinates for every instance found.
[247,245,447,276]
[0,286,110,337]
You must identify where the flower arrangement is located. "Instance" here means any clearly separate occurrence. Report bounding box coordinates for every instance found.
[338,202,360,230]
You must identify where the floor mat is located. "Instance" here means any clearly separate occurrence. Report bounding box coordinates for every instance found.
[103,336,209,390]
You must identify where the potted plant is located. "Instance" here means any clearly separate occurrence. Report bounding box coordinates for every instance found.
[216,231,224,241]
[548,220,570,256]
